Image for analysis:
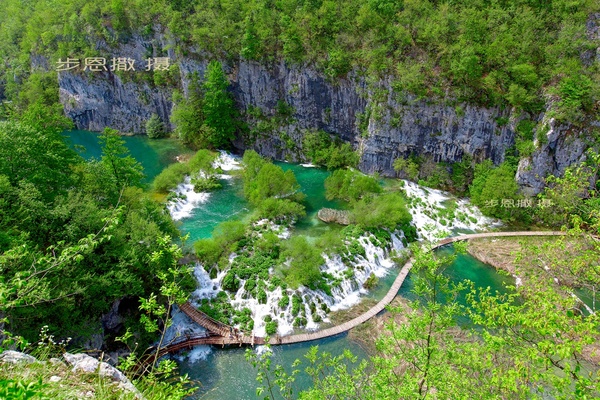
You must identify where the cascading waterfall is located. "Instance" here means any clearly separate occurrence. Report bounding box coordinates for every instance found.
[166,151,242,221]
[167,176,211,221]
[166,154,499,361]
[402,180,500,239]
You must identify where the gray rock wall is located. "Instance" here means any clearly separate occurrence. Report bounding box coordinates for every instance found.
[57,37,597,193]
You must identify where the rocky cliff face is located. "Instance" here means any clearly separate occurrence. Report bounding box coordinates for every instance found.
[58,36,597,193]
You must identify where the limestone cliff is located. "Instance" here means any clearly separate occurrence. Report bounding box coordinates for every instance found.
[57,32,598,194]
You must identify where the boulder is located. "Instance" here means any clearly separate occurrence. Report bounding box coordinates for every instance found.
[0,350,36,365]
[63,353,143,398]
[317,208,351,225]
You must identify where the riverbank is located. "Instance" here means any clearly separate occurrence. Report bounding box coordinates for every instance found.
[466,235,595,288]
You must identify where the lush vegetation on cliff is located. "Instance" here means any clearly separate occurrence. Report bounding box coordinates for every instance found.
[1,0,598,125]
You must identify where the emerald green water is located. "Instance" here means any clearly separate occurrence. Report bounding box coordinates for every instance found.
[63,131,516,399]
[63,130,191,182]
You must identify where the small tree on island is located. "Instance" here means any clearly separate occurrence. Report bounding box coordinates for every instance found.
[145,113,166,139]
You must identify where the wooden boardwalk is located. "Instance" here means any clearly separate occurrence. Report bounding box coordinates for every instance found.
[176,231,567,349]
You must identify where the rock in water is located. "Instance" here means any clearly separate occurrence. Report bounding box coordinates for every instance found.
[317,208,351,225]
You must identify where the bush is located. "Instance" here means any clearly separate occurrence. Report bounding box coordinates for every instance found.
[363,272,379,289]
[469,161,520,219]
[352,192,412,229]
[324,169,382,202]
[256,198,306,222]
[145,113,166,139]
[152,162,189,193]
[222,271,240,292]
[188,149,218,172]
[281,236,324,289]
[192,175,222,192]
[302,130,359,169]
[278,294,290,309]
[194,238,222,266]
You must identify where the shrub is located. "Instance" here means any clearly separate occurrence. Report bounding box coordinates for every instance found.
[256,198,306,222]
[302,130,359,169]
[152,162,190,193]
[281,236,324,289]
[146,113,166,139]
[194,238,222,266]
[352,192,412,230]
[324,169,382,202]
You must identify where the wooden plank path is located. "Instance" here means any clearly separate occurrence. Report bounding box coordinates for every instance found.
[175,231,567,349]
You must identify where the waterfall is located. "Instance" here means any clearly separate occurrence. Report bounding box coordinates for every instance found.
[401,180,499,240]
[166,176,211,221]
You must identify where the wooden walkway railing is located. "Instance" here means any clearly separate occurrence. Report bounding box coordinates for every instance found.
[173,231,567,349]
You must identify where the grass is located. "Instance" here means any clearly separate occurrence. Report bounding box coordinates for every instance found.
[0,356,136,399]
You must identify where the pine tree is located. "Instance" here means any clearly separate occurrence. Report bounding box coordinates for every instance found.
[145,113,165,139]
[202,61,237,149]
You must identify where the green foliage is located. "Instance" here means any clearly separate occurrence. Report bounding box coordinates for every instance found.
[0,121,79,201]
[202,61,237,149]
[152,149,219,194]
[280,236,324,289]
[469,160,521,220]
[352,192,412,230]
[363,273,378,289]
[257,198,306,223]
[252,230,600,398]
[0,378,47,400]
[145,113,166,139]
[552,75,595,123]
[194,220,247,266]
[245,163,302,205]
[194,238,222,267]
[302,130,359,170]
[152,162,189,193]
[536,151,599,228]
[241,151,306,222]
[192,175,221,192]
[0,117,184,344]
[324,169,382,202]
[98,128,144,197]
[170,75,205,148]
[265,320,278,335]
[450,154,474,194]
[1,0,598,125]
[393,157,419,181]
[188,149,217,172]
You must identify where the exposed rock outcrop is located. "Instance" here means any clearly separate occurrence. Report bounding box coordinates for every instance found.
[0,350,36,365]
[317,208,351,225]
[63,352,142,398]
[57,33,599,194]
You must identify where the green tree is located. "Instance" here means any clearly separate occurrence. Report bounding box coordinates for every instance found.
[324,169,382,202]
[145,113,166,139]
[0,121,79,200]
[171,75,205,148]
[280,236,324,289]
[352,192,412,229]
[98,128,144,199]
[393,157,420,181]
[202,60,237,149]
[469,161,521,220]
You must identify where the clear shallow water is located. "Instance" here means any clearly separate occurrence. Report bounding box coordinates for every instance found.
[180,334,369,399]
[63,131,515,398]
